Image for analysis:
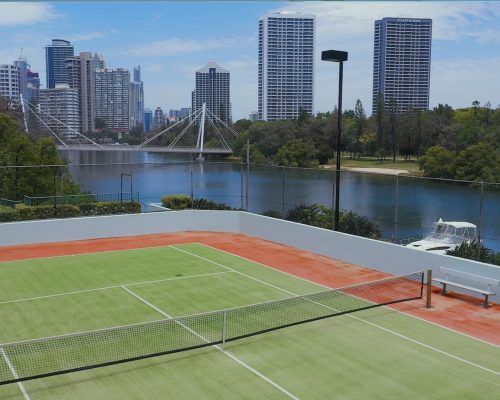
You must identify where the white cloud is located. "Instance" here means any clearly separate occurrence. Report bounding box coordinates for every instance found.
[430,57,500,108]
[0,3,57,26]
[67,32,107,42]
[120,36,256,57]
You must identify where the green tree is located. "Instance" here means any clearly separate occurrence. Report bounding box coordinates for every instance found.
[453,141,500,182]
[0,113,81,201]
[275,139,318,167]
[418,146,456,178]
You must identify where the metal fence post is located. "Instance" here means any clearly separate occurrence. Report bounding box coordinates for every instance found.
[393,174,399,242]
[331,169,336,230]
[240,163,244,210]
[477,181,484,261]
[246,139,250,211]
[190,164,194,203]
[222,310,227,351]
[282,166,286,218]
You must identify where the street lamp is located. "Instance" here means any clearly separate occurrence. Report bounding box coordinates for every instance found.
[120,171,133,202]
[321,50,348,231]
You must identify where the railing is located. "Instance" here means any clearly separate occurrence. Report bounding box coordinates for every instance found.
[0,198,21,208]
[23,192,140,207]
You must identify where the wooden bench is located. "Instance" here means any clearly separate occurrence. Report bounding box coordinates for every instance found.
[432,267,499,308]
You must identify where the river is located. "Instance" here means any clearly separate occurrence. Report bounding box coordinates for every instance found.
[63,150,500,252]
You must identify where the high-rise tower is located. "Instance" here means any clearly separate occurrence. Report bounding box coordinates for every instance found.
[258,12,315,121]
[372,18,432,114]
[66,52,95,133]
[45,39,74,88]
[130,65,145,129]
[194,62,231,123]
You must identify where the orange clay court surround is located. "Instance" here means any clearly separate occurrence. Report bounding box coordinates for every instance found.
[0,231,498,346]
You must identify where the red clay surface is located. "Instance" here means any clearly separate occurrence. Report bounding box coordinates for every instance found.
[1,231,499,346]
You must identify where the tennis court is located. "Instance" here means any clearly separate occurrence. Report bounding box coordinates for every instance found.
[0,242,499,399]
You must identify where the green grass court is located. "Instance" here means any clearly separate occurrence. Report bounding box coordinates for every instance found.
[0,243,499,399]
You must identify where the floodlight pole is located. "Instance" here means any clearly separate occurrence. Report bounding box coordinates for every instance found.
[334,60,343,231]
[321,50,348,231]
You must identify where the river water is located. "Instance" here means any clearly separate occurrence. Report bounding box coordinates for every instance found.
[63,150,500,252]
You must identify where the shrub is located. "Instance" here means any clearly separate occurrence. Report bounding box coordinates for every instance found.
[446,240,499,265]
[192,198,233,210]
[161,195,234,211]
[162,195,193,210]
[0,202,140,223]
[285,203,381,239]
[0,208,18,222]
[79,201,141,216]
[262,210,283,218]
[340,211,381,239]
[0,204,80,222]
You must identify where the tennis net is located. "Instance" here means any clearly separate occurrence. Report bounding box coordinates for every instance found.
[0,271,425,385]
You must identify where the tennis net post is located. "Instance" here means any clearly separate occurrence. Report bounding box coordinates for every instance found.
[426,269,432,308]
[222,310,227,351]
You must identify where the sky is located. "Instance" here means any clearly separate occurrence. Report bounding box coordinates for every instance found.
[0,1,499,120]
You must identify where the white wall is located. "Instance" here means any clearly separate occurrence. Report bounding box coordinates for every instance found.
[239,213,500,301]
[0,211,239,245]
[1,211,498,301]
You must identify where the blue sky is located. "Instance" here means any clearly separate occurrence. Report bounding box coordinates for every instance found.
[1,1,499,119]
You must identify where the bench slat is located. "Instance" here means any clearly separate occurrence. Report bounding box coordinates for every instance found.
[432,278,495,295]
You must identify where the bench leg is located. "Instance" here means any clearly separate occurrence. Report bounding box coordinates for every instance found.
[441,283,447,296]
[483,294,489,308]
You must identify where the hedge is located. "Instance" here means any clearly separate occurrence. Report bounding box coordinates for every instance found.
[162,195,234,211]
[161,195,193,210]
[0,205,80,222]
[0,201,141,223]
[79,201,142,216]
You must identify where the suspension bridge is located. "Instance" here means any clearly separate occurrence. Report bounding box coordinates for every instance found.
[21,97,239,159]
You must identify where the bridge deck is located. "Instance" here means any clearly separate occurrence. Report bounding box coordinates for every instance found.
[57,145,233,154]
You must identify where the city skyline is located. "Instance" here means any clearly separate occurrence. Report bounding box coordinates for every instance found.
[0,2,499,120]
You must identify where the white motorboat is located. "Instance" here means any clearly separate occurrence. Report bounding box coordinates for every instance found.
[406,219,478,255]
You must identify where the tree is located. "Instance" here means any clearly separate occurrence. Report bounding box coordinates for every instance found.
[275,139,318,167]
[351,99,366,159]
[0,113,81,201]
[418,146,456,178]
[453,141,500,183]
[375,91,386,152]
[387,98,399,162]
[297,106,310,125]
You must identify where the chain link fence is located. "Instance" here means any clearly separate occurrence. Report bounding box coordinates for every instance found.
[1,161,499,254]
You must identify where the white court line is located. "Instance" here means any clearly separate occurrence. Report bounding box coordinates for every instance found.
[196,242,500,350]
[0,347,31,400]
[0,243,176,264]
[173,244,500,376]
[0,271,231,305]
[121,285,300,400]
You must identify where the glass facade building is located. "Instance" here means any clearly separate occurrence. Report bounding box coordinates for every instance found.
[45,39,74,89]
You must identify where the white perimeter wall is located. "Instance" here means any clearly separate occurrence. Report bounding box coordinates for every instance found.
[1,211,499,301]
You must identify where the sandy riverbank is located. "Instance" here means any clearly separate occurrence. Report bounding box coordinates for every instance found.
[321,165,410,175]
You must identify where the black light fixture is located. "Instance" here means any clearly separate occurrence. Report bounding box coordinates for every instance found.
[321,49,348,231]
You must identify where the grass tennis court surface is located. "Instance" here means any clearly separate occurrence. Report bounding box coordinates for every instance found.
[0,243,498,400]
